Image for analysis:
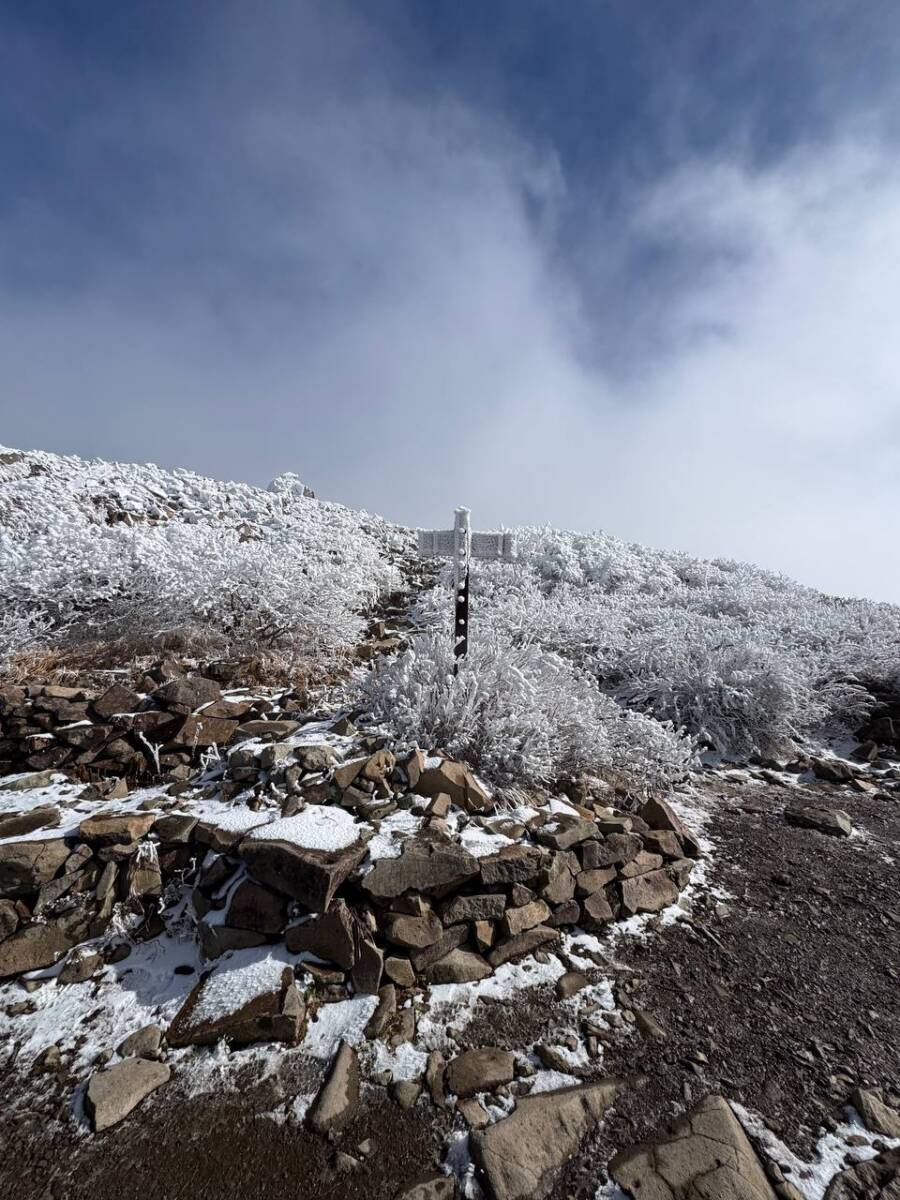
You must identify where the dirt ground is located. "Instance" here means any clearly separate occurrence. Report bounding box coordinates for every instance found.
[2,771,897,1200]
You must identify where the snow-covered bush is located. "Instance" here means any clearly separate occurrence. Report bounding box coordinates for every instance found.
[0,446,406,672]
[407,526,900,759]
[360,630,695,792]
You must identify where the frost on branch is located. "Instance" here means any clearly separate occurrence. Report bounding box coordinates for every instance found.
[359,630,695,793]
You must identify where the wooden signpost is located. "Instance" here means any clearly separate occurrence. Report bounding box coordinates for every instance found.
[417,508,516,662]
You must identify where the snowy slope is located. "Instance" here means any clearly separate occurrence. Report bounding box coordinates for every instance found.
[0,445,408,663]
[2,445,899,763]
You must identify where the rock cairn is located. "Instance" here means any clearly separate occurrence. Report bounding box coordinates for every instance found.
[0,672,703,998]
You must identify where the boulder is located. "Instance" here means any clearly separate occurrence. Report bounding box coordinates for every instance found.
[620,869,678,916]
[410,924,469,973]
[0,804,61,839]
[226,879,287,936]
[641,830,684,859]
[167,714,238,749]
[384,956,416,987]
[0,898,20,940]
[238,813,368,910]
[117,1024,163,1059]
[479,845,543,886]
[385,912,444,950]
[154,676,222,714]
[582,891,615,926]
[426,948,492,984]
[488,924,558,968]
[167,958,304,1047]
[351,934,383,994]
[0,920,78,978]
[364,983,396,1039]
[308,1040,359,1134]
[91,683,143,721]
[363,839,479,900]
[446,1047,515,1098]
[852,1087,900,1138]
[471,1078,623,1200]
[0,837,70,897]
[58,947,103,984]
[413,759,492,813]
[285,899,356,969]
[638,798,701,857]
[784,806,852,837]
[824,1147,900,1200]
[610,1094,776,1200]
[502,899,551,937]
[86,1058,171,1132]
[440,893,506,924]
[536,818,598,851]
[78,811,157,846]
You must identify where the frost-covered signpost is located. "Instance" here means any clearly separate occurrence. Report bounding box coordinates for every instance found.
[418,508,516,663]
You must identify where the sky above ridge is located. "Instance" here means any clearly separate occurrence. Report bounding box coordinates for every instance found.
[2,1,900,600]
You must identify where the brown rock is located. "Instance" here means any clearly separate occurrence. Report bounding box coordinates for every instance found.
[575,867,616,896]
[154,676,222,715]
[413,758,492,813]
[385,911,444,950]
[620,868,678,916]
[641,829,684,859]
[471,1078,623,1200]
[0,919,79,978]
[285,899,356,969]
[384,956,416,987]
[488,925,558,968]
[0,805,61,839]
[440,893,506,924]
[363,839,479,900]
[238,831,367,910]
[536,818,598,851]
[365,983,396,1039]
[581,833,643,869]
[479,845,543,886]
[620,850,665,879]
[236,719,300,740]
[167,963,303,1047]
[582,891,615,926]
[426,948,492,984]
[351,934,383,995]
[852,1087,900,1138]
[610,1093,776,1200]
[167,714,238,749]
[785,806,853,837]
[78,811,157,846]
[91,683,143,720]
[410,924,469,973]
[86,1057,171,1132]
[226,880,287,936]
[0,837,70,897]
[446,1047,515,1098]
[638,797,701,857]
[502,899,551,937]
[308,1040,359,1134]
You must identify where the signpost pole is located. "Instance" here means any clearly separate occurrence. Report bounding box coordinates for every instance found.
[453,507,471,664]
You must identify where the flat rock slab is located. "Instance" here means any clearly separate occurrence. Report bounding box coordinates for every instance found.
[784,806,853,837]
[471,1078,622,1200]
[167,957,304,1047]
[620,868,678,916]
[239,831,367,911]
[446,1048,515,1098]
[308,1040,359,1134]
[0,837,70,897]
[79,811,157,846]
[426,948,492,984]
[86,1058,171,1132]
[413,759,492,813]
[852,1087,900,1138]
[363,839,479,900]
[610,1093,776,1200]
[285,899,356,968]
[0,804,61,839]
[0,918,77,978]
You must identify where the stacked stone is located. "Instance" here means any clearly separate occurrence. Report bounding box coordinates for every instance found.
[0,671,305,780]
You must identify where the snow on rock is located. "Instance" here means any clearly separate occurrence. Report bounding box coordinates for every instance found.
[186,948,293,1030]
[302,995,379,1059]
[244,807,362,852]
[364,810,424,862]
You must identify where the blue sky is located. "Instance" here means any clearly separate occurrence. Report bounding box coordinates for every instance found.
[2,2,900,599]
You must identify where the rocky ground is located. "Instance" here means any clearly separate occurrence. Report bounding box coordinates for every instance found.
[1,742,898,1200]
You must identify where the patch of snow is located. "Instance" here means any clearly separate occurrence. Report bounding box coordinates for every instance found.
[528,1068,581,1093]
[364,810,424,862]
[367,1040,429,1082]
[301,995,379,1059]
[244,807,362,852]
[458,825,515,859]
[187,947,293,1029]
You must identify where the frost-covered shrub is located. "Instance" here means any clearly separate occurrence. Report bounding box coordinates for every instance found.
[407,526,900,759]
[359,630,694,792]
[0,446,406,670]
